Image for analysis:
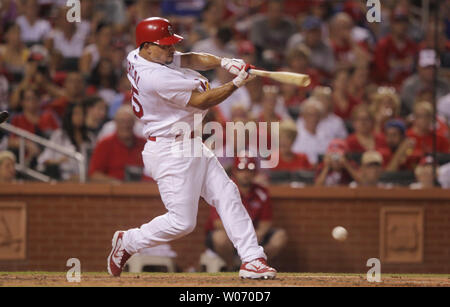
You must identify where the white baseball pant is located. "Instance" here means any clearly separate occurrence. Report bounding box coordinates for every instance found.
[122,136,266,262]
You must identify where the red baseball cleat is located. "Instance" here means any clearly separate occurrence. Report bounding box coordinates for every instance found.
[239,258,277,279]
[107,231,132,277]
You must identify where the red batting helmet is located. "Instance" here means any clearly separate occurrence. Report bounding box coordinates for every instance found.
[135,17,183,47]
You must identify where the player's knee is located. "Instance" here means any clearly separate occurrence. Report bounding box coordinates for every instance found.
[173,219,196,235]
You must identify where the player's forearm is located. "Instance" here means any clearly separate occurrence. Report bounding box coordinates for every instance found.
[180,52,222,71]
[188,82,237,110]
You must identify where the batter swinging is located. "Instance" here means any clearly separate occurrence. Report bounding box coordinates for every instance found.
[107,17,276,279]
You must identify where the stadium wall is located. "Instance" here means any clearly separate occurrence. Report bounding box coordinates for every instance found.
[0,184,448,274]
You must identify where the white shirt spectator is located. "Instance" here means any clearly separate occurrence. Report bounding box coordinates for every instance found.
[438,162,450,188]
[16,15,51,44]
[37,129,93,181]
[437,93,450,122]
[317,113,348,140]
[291,118,329,164]
[47,24,88,58]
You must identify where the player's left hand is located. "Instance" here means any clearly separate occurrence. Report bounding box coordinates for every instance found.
[232,64,256,88]
[221,58,246,75]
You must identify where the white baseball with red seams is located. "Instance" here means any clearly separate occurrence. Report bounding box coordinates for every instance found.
[106,48,276,279]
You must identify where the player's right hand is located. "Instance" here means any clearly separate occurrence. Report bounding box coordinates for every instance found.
[232,64,255,88]
[221,58,245,75]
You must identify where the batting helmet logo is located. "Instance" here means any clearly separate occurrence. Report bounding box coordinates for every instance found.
[167,25,174,36]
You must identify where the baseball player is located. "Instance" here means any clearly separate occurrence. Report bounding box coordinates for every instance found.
[107,17,276,279]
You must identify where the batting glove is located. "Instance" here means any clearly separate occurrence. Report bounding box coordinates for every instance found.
[221,58,246,75]
[232,64,255,88]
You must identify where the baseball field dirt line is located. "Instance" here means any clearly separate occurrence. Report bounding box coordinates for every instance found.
[0,272,449,287]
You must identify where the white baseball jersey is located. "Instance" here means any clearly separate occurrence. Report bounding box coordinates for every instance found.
[126,48,209,138]
[121,48,267,265]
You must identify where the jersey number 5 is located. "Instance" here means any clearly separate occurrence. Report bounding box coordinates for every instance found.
[131,86,143,118]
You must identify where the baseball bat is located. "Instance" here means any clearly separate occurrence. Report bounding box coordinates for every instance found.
[248,69,311,87]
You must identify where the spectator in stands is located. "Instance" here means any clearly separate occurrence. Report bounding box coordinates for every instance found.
[192,26,236,59]
[410,155,436,189]
[373,9,418,87]
[406,101,450,158]
[401,49,450,115]
[126,0,163,30]
[346,105,388,154]
[10,88,59,138]
[108,74,132,119]
[79,23,113,76]
[313,86,348,141]
[10,49,64,112]
[185,0,224,49]
[88,105,145,183]
[7,88,59,167]
[438,161,450,189]
[328,12,371,70]
[383,119,416,171]
[0,0,19,32]
[350,150,385,188]
[287,16,335,77]
[271,119,311,171]
[419,20,450,69]
[347,65,374,109]
[370,87,402,134]
[15,0,52,46]
[205,154,287,270]
[257,85,285,123]
[438,93,450,123]
[0,74,8,112]
[47,71,86,118]
[282,45,319,103]
[88,58,118,106]
[0,150,16,183]
[251,85,289,123]
[0,22,29,82]
[250,0,296,69]
[44,6,89,70]
[315,139,359,187]
[331,68,360,120]
[292,97,329,165]
[83,96,107,136]
[37,103,94,181]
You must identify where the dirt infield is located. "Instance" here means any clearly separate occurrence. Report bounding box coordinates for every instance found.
[0,272,449,287]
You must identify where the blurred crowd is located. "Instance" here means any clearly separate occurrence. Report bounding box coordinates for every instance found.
[1,0,450,189]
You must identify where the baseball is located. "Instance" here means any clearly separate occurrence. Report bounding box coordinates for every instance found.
[332,226,348,241]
